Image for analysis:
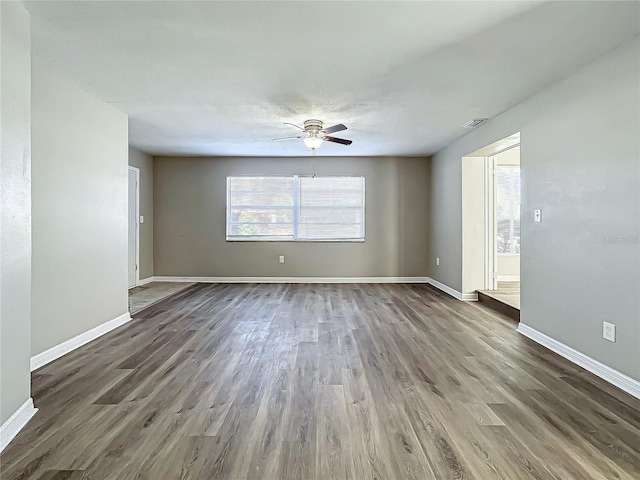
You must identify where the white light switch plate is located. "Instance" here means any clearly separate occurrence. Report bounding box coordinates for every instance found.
[533,209,542,222]
[139,215,144,224]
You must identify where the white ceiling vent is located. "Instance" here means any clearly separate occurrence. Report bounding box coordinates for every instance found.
[461,118,489,128]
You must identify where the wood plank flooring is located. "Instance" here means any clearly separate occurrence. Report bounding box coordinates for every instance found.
[128,282,195,315]
[478,281,520,309]
[2,283,639,479]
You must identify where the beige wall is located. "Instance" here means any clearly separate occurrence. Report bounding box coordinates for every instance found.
[497,256,520,280]
[31,63,129,356]
[128,147,154,280]
[461,156,485,293]
[0,1,32,425]
[154,156,430,278]
[429,37,639,380]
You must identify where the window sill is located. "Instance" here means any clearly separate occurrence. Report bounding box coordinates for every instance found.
[226,237,365,243]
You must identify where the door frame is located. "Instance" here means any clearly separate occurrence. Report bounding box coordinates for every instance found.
[484,143,520,291]
[484,154,498,290]
[128,166,140,288]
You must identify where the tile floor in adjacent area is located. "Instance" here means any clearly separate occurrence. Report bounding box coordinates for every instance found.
[128,281,195,314]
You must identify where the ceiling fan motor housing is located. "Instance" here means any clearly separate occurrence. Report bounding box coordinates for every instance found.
[303,119,324,134]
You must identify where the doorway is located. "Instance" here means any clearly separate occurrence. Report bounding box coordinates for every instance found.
[128,166,140,288]
[461,132,520,318]
[487,145,521,290]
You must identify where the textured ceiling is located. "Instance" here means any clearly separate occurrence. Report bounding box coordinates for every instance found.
[25,1,640,157]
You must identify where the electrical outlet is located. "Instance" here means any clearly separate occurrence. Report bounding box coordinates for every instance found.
[279,255,285,264]
[603,322,616,342]
[436,257,440,266]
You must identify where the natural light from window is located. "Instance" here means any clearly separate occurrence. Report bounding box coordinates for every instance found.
[226,176,365,241]
[497,166,521,254]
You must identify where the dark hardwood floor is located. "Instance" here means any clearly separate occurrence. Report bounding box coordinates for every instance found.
[2,283,639,479]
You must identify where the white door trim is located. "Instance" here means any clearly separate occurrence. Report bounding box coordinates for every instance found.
[128,166,140,288]
[484,154,498,290]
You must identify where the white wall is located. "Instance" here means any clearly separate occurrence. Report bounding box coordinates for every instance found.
[497,255,520,280]
[429,37,640,381]
[461,156,485,292]
[31,63,129,356]
[0,1,32,425]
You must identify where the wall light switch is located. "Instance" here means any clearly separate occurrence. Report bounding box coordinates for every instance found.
[279,255,285,264]
[533,209,542,223]
[139,215,144,224]
[436,257,440,266]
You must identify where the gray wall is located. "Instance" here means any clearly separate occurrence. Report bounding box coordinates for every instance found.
[429,37,640,380]
[154,156,430,278]
[0,1,32,425]
[31,63,130,356]
[128,147,154,280]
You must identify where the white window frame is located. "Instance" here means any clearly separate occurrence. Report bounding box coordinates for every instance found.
[226,175,365,242]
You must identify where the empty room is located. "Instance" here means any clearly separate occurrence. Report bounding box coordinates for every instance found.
[1,1,639,479]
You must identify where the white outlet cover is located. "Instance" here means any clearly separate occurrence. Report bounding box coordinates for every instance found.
[603,322,616,342]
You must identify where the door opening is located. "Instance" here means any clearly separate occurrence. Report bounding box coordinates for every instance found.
[486,144,521,290]
[128,166,140,288]
[461,132,520,296]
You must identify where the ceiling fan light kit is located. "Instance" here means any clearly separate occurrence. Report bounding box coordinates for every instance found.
[273,119,352,150]
[303,136,324,149]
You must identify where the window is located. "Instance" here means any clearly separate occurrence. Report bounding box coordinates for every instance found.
[496,166,520,254]
[227,176,365,241]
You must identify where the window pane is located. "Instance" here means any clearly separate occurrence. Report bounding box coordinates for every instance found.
[228,177,294,238]
[229,176,294,192]
[298,223,364,239]
[298,207,363,225]
[497,166,521,254]
[298,176,365,240]
[230,192,294,206]
[229,223,294,237]
[229,208,293,224]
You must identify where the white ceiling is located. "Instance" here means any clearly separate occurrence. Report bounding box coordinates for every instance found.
[24,1,640,157]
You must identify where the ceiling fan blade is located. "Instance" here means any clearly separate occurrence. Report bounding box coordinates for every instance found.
[272,136,302,142]
[322,124,347,134]
[324,136,352,146]
[283,122,304,131]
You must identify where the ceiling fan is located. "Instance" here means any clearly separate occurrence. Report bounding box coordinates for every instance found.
[273,119,353,150]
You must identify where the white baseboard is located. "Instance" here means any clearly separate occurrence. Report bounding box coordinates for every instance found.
[0,398,38,453]
[150,275,480,301]
[137,277,154,286]
[426,278,478,301]
[497,275,520,282]
[30,312,132,372]
[151,276,431,284]
[517,323,640,399]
